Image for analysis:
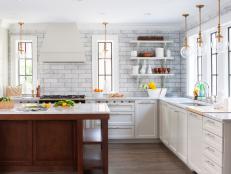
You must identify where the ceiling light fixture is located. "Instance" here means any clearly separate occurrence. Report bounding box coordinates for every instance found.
[181,13,190,59]
[216,0,223,43]
[196,4,205,47]
[18,21,24,54]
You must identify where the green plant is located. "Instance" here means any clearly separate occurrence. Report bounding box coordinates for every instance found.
[0,97,11,102]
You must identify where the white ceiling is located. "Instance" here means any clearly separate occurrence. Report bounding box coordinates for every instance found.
[0,0,231,26]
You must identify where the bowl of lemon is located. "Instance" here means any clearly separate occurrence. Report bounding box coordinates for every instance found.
[54,100,75,110]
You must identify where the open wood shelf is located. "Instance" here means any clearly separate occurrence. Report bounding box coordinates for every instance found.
[83,128,102,144]
[130,40,173,44]
[84,145,103,170]
[131,56,174,60]
[131,74,174,78]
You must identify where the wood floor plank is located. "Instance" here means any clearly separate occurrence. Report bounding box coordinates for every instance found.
[3,143,192,174]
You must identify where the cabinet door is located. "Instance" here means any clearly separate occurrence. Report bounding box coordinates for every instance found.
[159,102,164,141]
[177,109,188,163]
[135,101,157,138]
[188,112,203,174]
[168,107,178,152]
[162,103,170,145]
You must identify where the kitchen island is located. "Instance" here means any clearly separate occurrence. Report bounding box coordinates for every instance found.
[0,103,110,174]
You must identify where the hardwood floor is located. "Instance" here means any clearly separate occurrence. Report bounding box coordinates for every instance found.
[3,143,192,174]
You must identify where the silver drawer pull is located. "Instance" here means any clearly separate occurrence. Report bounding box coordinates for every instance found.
[206,160,215,167]
[207,120,215,125]
[206,146,215,153]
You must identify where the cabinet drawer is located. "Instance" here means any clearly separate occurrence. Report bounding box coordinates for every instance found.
[109,126,135,139]
[109,113,134,125]
[203,130,223,152]
[203,117,223,137]
[203,156,222,174]
[108,104,134,112]
[203,144,223,166]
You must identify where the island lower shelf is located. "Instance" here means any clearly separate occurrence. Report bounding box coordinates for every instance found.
[0,116,108,174]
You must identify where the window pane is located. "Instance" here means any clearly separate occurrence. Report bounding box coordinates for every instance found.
[98,59,105,75]
[105,76,112,91]
[19,76,25,85]
[212,55,217,74]
[105,59,112,75]
[26,59,33,75]
[26,76,33,84]
[212,76,217,96]
[98,42,112,58]
[26,42,32,58]
[19,59,25,75]
[229,53,231,74]
[98,76,105,89]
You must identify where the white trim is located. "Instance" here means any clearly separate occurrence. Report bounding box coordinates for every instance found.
[10,35,38,90]
[92,35,119,92]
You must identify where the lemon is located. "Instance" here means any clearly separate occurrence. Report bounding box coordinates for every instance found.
[62,102,67,107]
[148,82,157,90]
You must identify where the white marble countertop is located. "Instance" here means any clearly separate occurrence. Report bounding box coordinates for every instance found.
[0,103,110,115]
[204,113,231,122]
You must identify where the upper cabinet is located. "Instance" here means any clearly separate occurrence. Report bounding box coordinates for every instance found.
[40,23,85,63]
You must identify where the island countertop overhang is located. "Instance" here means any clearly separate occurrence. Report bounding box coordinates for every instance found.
[0,103,110,120]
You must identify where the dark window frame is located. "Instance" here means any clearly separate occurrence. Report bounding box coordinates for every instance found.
[228,27,231,96]
[210,32,218,96]
[97,42,113,91]
[17,41,33,88]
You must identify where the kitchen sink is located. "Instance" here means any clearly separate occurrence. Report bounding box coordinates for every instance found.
[180,102,209,106]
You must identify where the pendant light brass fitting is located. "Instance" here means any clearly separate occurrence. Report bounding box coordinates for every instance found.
[216,0,223,42]
[196,4,205,47]
[18,21,24,53]
[182,13,189,48]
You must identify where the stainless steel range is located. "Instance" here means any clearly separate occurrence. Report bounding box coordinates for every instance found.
[39,95,85,103]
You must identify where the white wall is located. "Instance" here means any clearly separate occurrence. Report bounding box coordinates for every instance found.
[0,25,8,96]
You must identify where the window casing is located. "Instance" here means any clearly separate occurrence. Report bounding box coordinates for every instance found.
[97,42,113,91]
[228,27,231,96]
[211,32,218,96]
[10,36,37,95]
[92,35,119,93]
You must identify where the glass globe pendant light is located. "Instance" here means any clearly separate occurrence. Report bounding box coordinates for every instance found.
[180,13,190,59]
[216,0,224,53]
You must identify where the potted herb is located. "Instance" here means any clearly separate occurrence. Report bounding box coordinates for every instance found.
[0,97,14,109]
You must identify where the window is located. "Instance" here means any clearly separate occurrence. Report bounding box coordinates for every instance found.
[197,39,203,81]
[97,42,112,91]
[228,27,231,96]
[10,36,37,95]
[92,35,119,92]
[211,32,218,96]
[18,42,33,89]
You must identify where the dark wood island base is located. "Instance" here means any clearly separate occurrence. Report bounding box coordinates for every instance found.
[0,113,109,174]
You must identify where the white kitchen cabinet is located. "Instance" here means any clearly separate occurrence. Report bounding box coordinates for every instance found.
[168,105,178,152]
[188,112,203,174]
[177,108,188,163]
[135,100,157,138]
[159,102,169,145]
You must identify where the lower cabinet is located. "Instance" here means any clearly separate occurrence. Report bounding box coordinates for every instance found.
[188,112,203,174]
[159,102,188,164]
[92,99,158,140]
[135,100,157,138]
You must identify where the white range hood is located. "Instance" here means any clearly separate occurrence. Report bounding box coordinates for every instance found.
[40,23,85,63]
